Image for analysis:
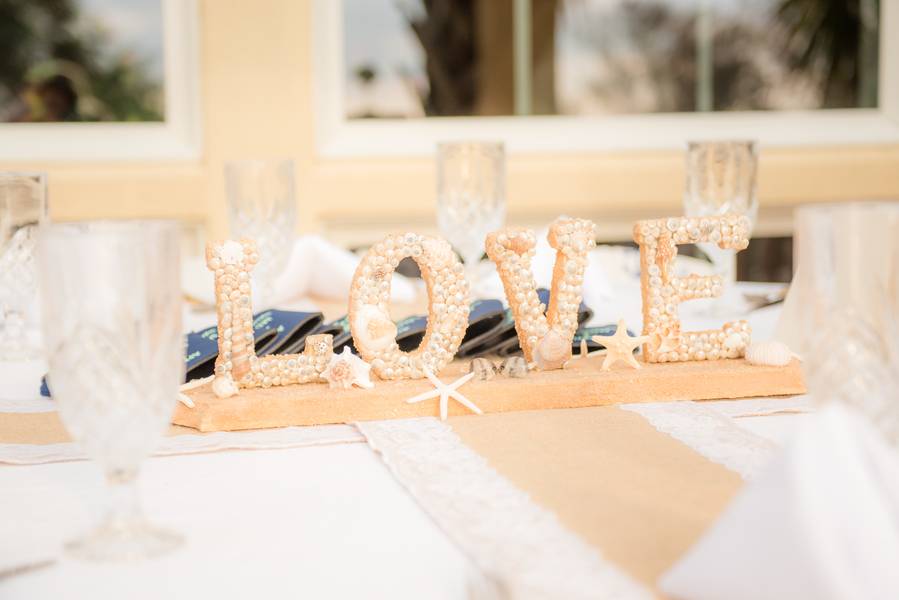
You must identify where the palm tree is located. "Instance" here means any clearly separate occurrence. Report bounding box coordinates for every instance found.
[776,0,879,108]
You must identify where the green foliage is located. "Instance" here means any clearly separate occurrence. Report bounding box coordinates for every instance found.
[776,0,879,107]
[0,0,163,122]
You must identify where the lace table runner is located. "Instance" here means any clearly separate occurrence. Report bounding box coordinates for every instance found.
[357,401,796,597]
[358,418,653,600]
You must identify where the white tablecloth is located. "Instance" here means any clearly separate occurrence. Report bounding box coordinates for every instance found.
[0,283,808,599]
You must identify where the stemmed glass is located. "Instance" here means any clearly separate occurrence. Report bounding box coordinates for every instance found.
[225,159,297,304]
[683,140,758,314]
[780,202,899,445]
[0,172,47,360]
[436,142,506,296]
[37,221,184,560]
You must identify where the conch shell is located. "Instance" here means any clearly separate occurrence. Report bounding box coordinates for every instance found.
[534,328,571,370]
[353,306,397,351]
[745,340,794,367]
[322,347,375,390]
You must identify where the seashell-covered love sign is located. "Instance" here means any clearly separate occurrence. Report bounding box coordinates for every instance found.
[173,212,805,431]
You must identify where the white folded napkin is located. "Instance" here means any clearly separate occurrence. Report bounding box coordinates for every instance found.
[182,235,418,309]
[660,403,899,600]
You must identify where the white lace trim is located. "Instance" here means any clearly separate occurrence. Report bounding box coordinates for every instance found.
[621,402,778,480]
[701,396,813,419]
[0,424,363,465]
[357,417,653,600]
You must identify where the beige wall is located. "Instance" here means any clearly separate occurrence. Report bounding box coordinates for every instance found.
[3,0,899,245]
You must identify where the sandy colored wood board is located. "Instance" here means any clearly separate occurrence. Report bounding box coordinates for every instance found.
[173,357,806,432]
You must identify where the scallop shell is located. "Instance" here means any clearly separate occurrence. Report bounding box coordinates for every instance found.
[353,306,397,351]
[322,347,374,390]
[212,374,239,398]
[745,340,793,367]
[534,328,570,370]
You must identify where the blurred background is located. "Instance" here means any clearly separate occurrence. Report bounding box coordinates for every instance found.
[0,0,894,282]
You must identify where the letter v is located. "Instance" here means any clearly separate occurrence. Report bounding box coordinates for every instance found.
[485,217,595,370]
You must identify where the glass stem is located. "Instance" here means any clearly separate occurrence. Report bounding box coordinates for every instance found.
[718,249,738,287]
[463,255,482,298]
[104,467,143,529]
[0,307,26,351]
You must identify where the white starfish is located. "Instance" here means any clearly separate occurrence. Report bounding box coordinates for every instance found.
[591,319,649,371]
[406,368,482,420]
[577,338,589,358]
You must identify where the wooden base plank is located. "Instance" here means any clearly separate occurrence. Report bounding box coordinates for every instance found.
[173,358,806,432]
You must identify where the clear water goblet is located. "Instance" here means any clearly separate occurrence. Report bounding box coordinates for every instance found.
[436,142,506,296]
[0,172,47,360]
[37,220,184,560]
[683,140,758,314]
[779,202,899,445]
[225,159,297,304]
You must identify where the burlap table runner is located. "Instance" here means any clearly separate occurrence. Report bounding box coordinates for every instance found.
[449,406,743,590]
[0,412,195,445]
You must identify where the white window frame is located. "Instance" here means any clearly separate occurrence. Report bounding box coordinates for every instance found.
[313,0,899,157]
[0,0,201,161]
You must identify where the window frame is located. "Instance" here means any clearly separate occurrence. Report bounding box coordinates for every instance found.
[0,0,201,161]
[313,0,899,157]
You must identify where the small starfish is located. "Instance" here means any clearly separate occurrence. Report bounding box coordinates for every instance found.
[177,375,214,408]
[592,319,649,371]
[406,368,482,420]
[577,338,589,358]
[564,339,591,369]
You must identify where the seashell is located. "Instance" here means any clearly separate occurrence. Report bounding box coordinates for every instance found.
[322,347,374,390]
[212,374,239,398]
[534,328,571,370]
[745,340,793,367]
[724,332,745,351]
[217,241,245,265]
[353,306,397,351]
[468,357,496,381]
[498,356,528,378]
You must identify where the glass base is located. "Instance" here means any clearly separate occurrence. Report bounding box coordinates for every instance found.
[65,519,183,562]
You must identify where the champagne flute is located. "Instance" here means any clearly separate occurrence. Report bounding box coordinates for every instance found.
[683,140,758,314]
[225,159,297,305]
[436,142,506,297]
[0,172,47,360]
[38,221,184,560]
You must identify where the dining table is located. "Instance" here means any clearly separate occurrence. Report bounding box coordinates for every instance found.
[0,278,808,599]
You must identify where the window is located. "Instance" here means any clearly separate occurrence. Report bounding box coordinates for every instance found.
[343,0,880,119]
[1,0,165,123]
[315,0,897,155]
[0,0,199,160]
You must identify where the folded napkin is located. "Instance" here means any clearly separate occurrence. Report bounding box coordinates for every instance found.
[182,235,418,309]
[660,404,899,600]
